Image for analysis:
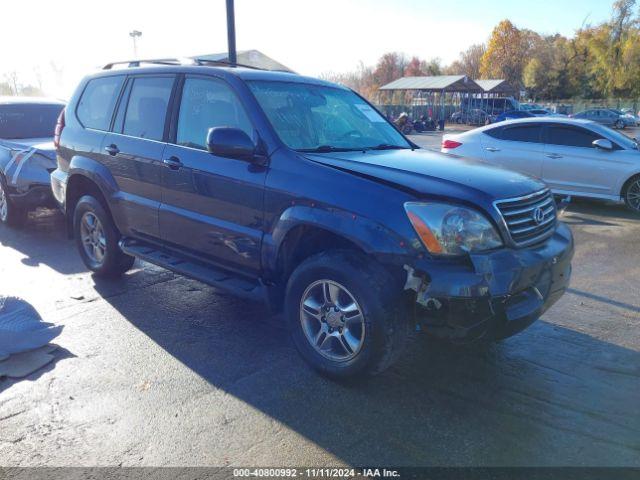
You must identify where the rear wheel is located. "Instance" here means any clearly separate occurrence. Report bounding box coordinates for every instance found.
[623,175,640,214]
[615,119,625,129]
[73,195,135,277]
[0,175,27,227]
[285,250,410,378]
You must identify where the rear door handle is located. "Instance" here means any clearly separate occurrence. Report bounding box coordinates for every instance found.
[485,147,500,152]
[104,144,119,156]
[545,153,563,159]
[163,156,183,170]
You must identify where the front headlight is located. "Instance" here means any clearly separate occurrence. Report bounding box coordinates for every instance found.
[404,202,503,256]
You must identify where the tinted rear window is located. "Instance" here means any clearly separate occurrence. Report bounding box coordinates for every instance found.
[122,76,173,141]
[0,104,64,139]
[547,126,602,148]
[76,76,124,131]
[501,125,543,143]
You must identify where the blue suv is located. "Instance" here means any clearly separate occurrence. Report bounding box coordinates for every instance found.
[52,59,574,378]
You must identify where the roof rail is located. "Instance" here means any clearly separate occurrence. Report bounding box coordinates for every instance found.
[102,58,197,70]
[102,57,272,71]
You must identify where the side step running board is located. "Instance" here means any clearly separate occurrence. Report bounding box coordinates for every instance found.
[119,238,267,303]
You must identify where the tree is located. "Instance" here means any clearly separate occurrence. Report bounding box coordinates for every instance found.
[3,72,19,95]
[480,20,529,86]
[459,44,485,78]
[404,57,424,76]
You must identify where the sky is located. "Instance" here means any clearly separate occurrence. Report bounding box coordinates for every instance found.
[0,0,615,98]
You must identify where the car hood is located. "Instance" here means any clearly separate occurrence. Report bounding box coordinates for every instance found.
[303,148,546,205]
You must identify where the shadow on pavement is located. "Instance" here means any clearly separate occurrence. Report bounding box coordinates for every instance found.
[0,208,85,275]
[93,270,640,466]
[562,199,639,224]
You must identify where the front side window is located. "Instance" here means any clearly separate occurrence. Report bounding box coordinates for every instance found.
[76,76,124,131]
[122,76,174,141]
[0,104,64,139]
[500,125,543,143]
[248,81,410,151]
[547,126,602,148]
[176,77,253,150]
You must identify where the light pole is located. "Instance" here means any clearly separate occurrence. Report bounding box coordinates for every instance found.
[226,0,237,65]
[129,30,142,58]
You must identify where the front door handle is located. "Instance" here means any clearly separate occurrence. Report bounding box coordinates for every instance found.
[163,156,183,170]
[104,144,119,156]
[545,153,563,159]
[485,147,500,152]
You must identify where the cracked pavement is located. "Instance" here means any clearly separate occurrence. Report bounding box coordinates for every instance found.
[0,167,639,466]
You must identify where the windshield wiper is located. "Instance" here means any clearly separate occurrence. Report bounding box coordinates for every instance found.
[365,144,410,151]
[297,145,364,153]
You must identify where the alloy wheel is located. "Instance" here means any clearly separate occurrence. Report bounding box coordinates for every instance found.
[299,279,366,362]
[626,179,640,212]
[80,212,107,265]
[0,182,8,223]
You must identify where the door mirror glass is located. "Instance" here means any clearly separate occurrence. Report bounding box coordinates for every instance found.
[206,127,256,161]
[593,139,613,151]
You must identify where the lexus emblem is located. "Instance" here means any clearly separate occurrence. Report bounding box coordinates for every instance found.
[532,207,545,224]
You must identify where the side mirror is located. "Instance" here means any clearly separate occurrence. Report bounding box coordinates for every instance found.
[206,127,256,161]
[593,139,613,151]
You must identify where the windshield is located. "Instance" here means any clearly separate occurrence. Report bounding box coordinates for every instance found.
[0,103,64,139]
[247,81,410,152]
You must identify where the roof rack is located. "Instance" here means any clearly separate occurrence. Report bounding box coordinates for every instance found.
[102,58,190,70]
[102,57,266,71]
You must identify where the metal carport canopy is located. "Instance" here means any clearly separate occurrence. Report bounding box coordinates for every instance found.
[379,75,482,92]
[475,79,516,95]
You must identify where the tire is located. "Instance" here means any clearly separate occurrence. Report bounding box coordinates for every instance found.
[615,120,625,129]
[285,250,410,378]
[0,175,27,227]
[623,174,640,214]
[73,195,135,277]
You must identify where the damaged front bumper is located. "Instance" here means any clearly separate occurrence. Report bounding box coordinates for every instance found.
[405,222,574,341]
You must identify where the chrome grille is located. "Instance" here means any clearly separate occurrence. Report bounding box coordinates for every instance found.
[495,189,557,247]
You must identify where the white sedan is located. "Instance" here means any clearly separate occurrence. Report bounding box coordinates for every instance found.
[441,117,640,213]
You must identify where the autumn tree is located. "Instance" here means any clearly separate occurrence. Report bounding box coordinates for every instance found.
[480,20,529,87]
[404,57,424,76]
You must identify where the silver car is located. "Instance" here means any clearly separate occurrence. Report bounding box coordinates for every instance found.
[572,109,627,129]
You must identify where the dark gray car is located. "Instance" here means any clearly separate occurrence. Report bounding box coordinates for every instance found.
[0,97,65,225]
[572,108,626,129]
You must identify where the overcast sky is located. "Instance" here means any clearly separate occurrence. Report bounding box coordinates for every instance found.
[0,0,614,98]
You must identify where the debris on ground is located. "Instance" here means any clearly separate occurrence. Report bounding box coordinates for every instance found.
[0,296,63,379]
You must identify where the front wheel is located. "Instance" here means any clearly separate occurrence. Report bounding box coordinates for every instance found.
[615,120,625,129]
[73,195,135,277]
[285,251,410,378]
[623,175,640,214]
[0,175,27,227]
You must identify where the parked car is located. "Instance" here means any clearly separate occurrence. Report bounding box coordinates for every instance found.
[494,110,535,123]
[0,97,65,225]
[441,117,640,213]
[609,109,638,127]
[572,109,626,129]
[52,59,573,378]
[460,97,519,114]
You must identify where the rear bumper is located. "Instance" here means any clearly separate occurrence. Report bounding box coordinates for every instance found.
[8,184,56,210]
[408,222,574,341]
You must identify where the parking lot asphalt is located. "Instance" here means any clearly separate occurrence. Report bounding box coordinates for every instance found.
[1,139,639,466]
